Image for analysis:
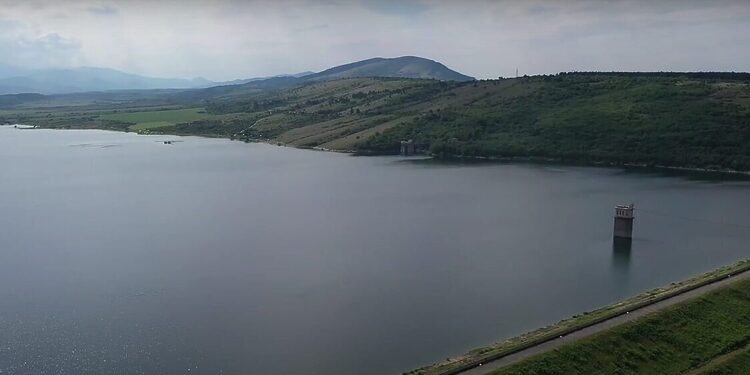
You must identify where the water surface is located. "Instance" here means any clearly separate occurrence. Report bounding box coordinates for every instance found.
[1,126,749,374]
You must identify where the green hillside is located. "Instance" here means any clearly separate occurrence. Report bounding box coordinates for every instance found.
[361,74,750,171]
[3,73,750,171]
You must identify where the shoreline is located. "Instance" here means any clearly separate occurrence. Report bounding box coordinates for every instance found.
[8,123,750,177]
[409,259,750,375]
[420,153,750,177]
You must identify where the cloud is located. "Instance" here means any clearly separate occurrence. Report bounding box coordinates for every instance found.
[0,0,748,80]
[87,5,118,16]
[524,4,560,17]
[0,17,82,69]
[363,0,429,16]
[0,18,23,34]
[291,24,329,34]
[8,33,81,68]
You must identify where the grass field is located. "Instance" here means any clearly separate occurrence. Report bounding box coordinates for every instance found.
[694,345,750,374]
[99,107,212,130]
[487,276,750,375]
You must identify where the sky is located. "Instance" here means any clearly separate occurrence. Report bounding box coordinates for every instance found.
[0,0,749,81]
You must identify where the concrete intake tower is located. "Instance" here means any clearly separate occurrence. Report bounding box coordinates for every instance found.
[614,204,635,239]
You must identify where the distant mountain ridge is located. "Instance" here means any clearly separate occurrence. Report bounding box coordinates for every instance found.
[0,66,313,95]
[0,66,214,95]
[0,56,474,95]
[218,72,315,86]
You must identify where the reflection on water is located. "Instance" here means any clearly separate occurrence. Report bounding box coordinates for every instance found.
[612,237,633,267]
[613,237,633,255]
[611,237,633,288]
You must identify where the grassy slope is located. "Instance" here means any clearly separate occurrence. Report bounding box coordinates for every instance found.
[99,107,213,130]
[487,277,750,375]
[695,346,750,374]
[3,74,750,170]
[202,74,750,170]
[0,77,440,141]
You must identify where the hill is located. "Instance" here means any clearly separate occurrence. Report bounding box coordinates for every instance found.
[303,56,474,82]
[3,72,750,172]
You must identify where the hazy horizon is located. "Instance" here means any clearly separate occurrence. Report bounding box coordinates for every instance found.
[1,0,749,81]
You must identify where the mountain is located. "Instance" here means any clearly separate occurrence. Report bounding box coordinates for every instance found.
[0,67,214,95]
[0,64,31,80]
[174,56,473,94]
[218,71,315,86]
[0,56,472,95]
[0,67,317,95]
[0,93,46,107]
[303,56,474,82]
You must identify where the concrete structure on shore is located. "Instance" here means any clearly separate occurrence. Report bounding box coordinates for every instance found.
[614,203,635,239]
[400,140,415,156]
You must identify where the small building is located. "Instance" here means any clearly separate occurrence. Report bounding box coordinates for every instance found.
[613,203,635,239]
[400,140,415,156]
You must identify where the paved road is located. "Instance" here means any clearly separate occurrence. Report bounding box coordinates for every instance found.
[458,270,750,375]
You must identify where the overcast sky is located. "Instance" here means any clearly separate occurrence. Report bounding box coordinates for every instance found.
[1,0,749,81]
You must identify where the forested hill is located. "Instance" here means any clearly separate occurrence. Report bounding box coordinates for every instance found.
[3,72,750,172]
[361,73,750,171]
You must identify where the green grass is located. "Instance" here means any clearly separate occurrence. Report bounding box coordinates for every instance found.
[99,107,212,130]
[696,346,750,374]
[487,277,750,375]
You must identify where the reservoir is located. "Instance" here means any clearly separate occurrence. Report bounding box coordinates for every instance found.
[1,125,749,374]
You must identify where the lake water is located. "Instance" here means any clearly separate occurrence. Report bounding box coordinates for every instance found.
[1,125,749,375]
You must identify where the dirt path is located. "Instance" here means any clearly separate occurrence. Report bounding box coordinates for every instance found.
[457,270,750,375]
